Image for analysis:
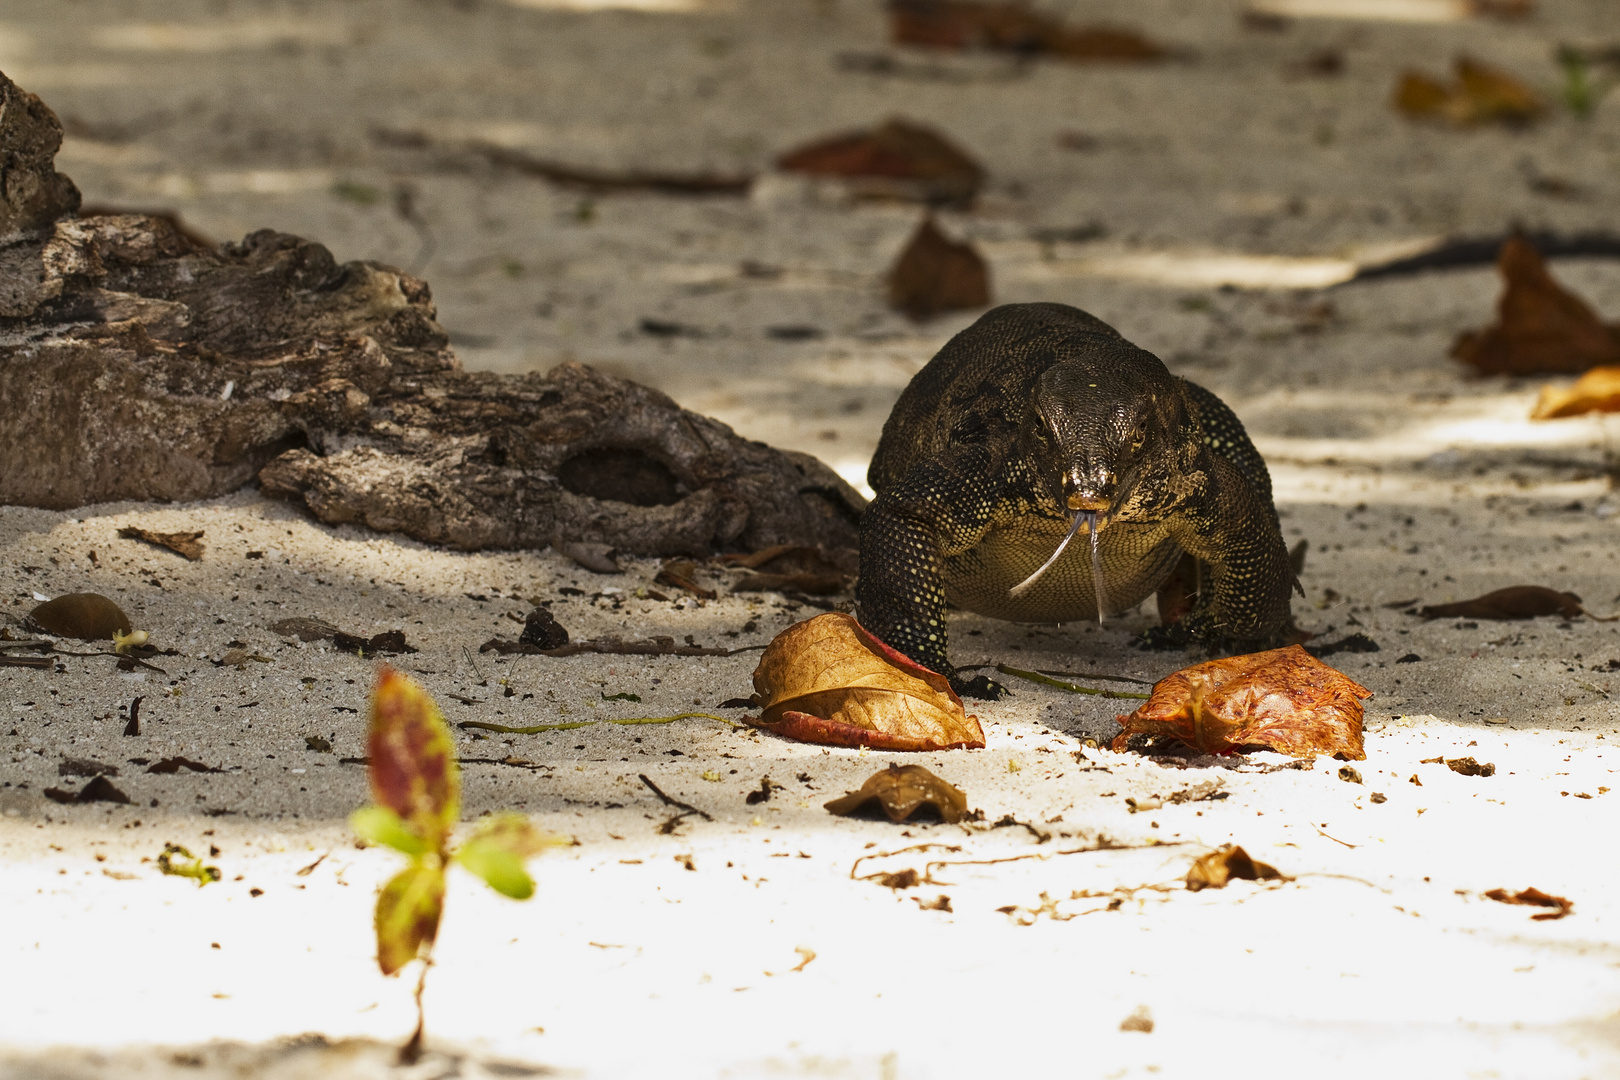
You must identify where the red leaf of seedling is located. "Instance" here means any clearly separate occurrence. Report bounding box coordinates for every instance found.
[368,666,460,849]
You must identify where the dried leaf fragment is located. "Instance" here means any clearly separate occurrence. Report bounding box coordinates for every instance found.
[1395,56,1543,126]
[824,764,971,823]
[1418,586,1587,620]
[1485,886,1572,920]
[777,118,985,208]
[1119,1006,1155,1033]
[520,606,569,649]
[1185,845,1284,892]
[29,593,131,641]
[655,559,716,599]
[747,612,985,750]
[117,527,204,561]
[1113,645,1370,759]
[1451,237,1620,376]
[1443,756,1495,777]
[726,544,852,595]
[1532,366,1620,420]
[889,0,1167,63]
[888,215,991,321]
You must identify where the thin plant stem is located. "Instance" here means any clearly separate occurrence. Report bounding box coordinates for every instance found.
[458,712,741,735]
[995,664,1151,699]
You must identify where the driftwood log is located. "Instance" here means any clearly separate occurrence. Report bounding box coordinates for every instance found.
[0,71,863,556]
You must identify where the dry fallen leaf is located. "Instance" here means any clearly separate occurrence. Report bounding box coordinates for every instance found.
[1418,586,1594,620]
[29,593,132,641]
[1452,237,1620,376]
[888,215,991,321]
[747,612,985,750]
[776,118,985,208]
[1185,845,1285,892]
[1394,56,1543,126]
[1532,365,1620,419]
[888,0,1167,62]
[117,526,205,561]
[1113,644,1370,759]
[655,559,717,599]
[1484,886,1573,920]
[1442,756,1496,777]
[824,763,972,823]
[725,544,851,596]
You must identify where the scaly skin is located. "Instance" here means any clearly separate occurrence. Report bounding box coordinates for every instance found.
[857,303,1299,698]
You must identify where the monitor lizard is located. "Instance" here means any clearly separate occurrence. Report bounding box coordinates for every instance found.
[856,302,1300,698]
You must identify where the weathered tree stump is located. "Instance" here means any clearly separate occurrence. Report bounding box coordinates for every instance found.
[0,70,863,556]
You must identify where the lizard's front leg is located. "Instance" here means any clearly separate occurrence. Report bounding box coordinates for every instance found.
[1168,454,1299,648]
[856,454,1007,699]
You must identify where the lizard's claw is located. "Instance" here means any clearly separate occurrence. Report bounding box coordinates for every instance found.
[952,673,1009,700]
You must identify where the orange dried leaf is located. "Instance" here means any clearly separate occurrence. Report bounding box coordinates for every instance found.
[1185,845,1285,892]
[374,862,446,976]
[888,215,991,321]
[1453,237,1620,376]
[1484,886,1573,920]
[1394,56,1542,126]
[776,118,985,208]
[747,612,985,751]
[1532,365,1620,419]
[824,764,971,823]
[368,666,461,847]
[1113,644,1370,759]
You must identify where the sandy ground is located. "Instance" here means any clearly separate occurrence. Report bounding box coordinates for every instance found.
[3,0,1620,1077]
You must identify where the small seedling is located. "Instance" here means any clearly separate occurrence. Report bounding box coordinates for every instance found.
[157,843,221,886]
[351,667,566,1062]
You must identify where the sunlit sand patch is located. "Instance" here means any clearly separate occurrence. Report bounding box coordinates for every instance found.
[499,0,729,11]
[1246,0,1470,22]
[1010,251,1359,290]
[127,169,337,199]
[89,21,353,52]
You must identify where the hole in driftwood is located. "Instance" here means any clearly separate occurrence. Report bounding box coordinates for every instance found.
[557,448,683,507]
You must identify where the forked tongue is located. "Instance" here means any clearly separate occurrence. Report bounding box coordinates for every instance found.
[1008,509,1094,600]
[1089,517,1108,624]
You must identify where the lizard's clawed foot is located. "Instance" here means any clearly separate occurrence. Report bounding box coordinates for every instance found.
[952,673,1009,700]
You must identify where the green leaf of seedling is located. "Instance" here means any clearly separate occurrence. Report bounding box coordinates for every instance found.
[601,691,641,703]
[454,841,534,899]
[375,861,445,977]
[367,666,460,851]
[156,843,221,887]
[350,806,428,857]
[453,813,570,900]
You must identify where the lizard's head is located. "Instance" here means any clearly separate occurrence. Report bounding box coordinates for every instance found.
[1029,351,1181,519]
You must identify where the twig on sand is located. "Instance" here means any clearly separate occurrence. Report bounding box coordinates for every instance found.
[639,774,714,835]
[458,712,740,736]
[994,664,1152,699]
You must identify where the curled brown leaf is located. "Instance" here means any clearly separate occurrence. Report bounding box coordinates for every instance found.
[777,118,985,208]
[888,215,991,321]
[824,764,971,823]
[746,613,985,750]
[1418,586,1589,620]
[1452,237,1620,376]
[1185,845,1285,892]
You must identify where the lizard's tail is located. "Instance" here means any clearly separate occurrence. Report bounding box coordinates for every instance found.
[1008,509,1095,601]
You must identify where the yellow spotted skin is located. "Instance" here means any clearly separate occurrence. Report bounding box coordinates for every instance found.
[857,303,1298,696]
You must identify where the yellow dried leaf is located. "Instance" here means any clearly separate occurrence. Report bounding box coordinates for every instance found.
[747,612,984,750]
